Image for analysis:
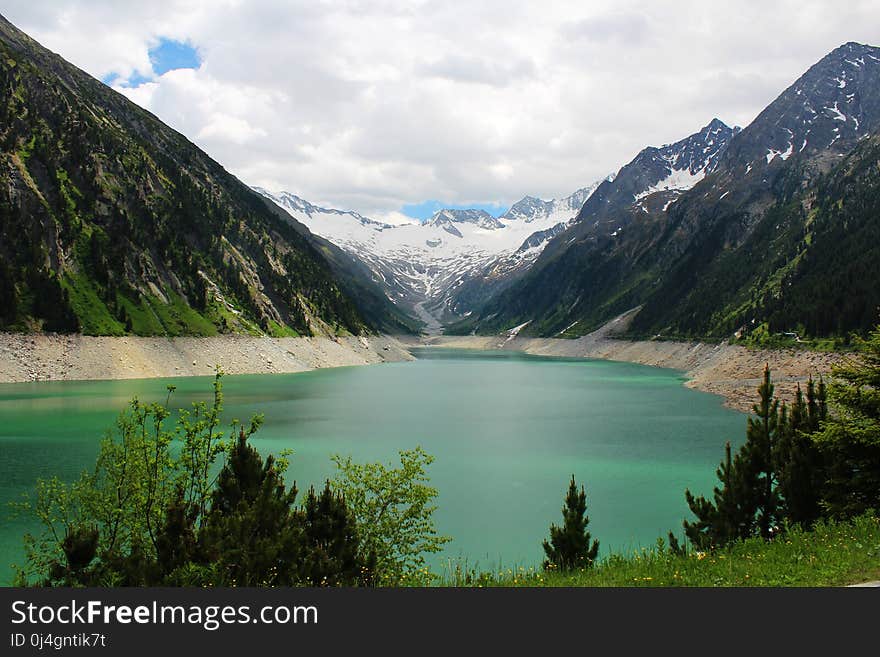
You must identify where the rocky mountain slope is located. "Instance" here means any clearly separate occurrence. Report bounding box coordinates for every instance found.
[452,42,880,342]
[0,14,405,337]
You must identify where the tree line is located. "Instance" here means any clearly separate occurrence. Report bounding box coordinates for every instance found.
[680,325,880,550]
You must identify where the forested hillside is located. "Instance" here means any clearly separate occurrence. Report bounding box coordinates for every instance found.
[0,15,392,337]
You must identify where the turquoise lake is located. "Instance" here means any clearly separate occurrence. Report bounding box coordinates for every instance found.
[0,348,747,583]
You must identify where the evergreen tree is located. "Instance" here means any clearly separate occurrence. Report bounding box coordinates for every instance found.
[542,475,599,570]
[202,429,367,586]
[684,442,759,549]
[747,366,782,538]
[201,428,303,586]
[815,326,880,517]
[297,482,363,586]
[45,526,100,586]
[683,366,785,548]
[154,486,200,582]
[774,378,825,527]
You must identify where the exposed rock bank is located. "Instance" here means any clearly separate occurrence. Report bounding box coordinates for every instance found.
[413,312,846,412]
[0,316,848,413]
[0,334,414,383]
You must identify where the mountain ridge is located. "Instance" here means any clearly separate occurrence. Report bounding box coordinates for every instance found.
[257,176,614,323]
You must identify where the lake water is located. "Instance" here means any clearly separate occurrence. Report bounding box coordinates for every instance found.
[0,349,747,583]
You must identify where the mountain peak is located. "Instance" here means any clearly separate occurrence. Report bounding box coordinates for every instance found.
[719,41,880,174]
[428,208,505,230]
[0,15,377,337]
[501,175,612,224]
[829,41,880,57]
[570,119,739,225]
[704,117,732,133]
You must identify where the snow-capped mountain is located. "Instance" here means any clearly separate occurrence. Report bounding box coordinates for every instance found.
[503,181,609,223]
[428,208,506,230]
[574,118,740,224]
[257,180,610,325]
[252,189,395,231]
[450,120,742,319]
[719,42,880,176]
[457,41,880,341]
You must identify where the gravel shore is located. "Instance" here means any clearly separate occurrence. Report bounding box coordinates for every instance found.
[0,333,414,383]
[0,318,847,413]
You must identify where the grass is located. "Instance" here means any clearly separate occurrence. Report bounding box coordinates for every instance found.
[202,297,264,336]
[438,514,880,587]
[116,293,166,335]
[62,272,126,336]
[731,323,857,352]
[266,320,300,338]
[143,290,218,337]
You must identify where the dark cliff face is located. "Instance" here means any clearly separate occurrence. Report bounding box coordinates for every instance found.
[450,43,880,343]
[0,14,377,336]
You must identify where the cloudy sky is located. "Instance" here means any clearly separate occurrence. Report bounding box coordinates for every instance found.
[4,1,879,221]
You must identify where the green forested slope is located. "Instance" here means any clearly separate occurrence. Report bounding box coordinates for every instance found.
[0,15,377,337]
[630,136,880,341]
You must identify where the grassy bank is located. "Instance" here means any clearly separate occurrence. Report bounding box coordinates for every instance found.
[440,514,880,587]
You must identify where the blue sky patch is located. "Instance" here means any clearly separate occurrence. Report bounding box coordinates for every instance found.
[149,38,201,75]
[402,200,508,221]
[101,37,200,88]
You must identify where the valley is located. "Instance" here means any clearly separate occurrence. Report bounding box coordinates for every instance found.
[0,8,878,598]
[3,11,877,352]
[255,44,880,349]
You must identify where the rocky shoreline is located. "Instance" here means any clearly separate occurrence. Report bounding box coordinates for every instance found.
[0,321,848,413]
[407,312,847,412]
[0,333,414,384]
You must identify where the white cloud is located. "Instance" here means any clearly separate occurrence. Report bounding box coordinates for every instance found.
[3,0,879,217]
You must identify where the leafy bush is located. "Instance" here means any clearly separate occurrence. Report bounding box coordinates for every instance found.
[332,447,451,585]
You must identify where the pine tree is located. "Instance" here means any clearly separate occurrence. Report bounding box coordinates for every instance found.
[774,378,825,527]
[154,486,200,582]
[684,441,759,549]
[748,365,782,538]
[542,475,599,571]
[297,482,363,586]
[202,429,367,586]
[201,428,303,586]
[683,366,788,548]
[815,326,880,517]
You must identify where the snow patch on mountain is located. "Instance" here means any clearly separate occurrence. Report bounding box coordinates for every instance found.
[634,167,707,200]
